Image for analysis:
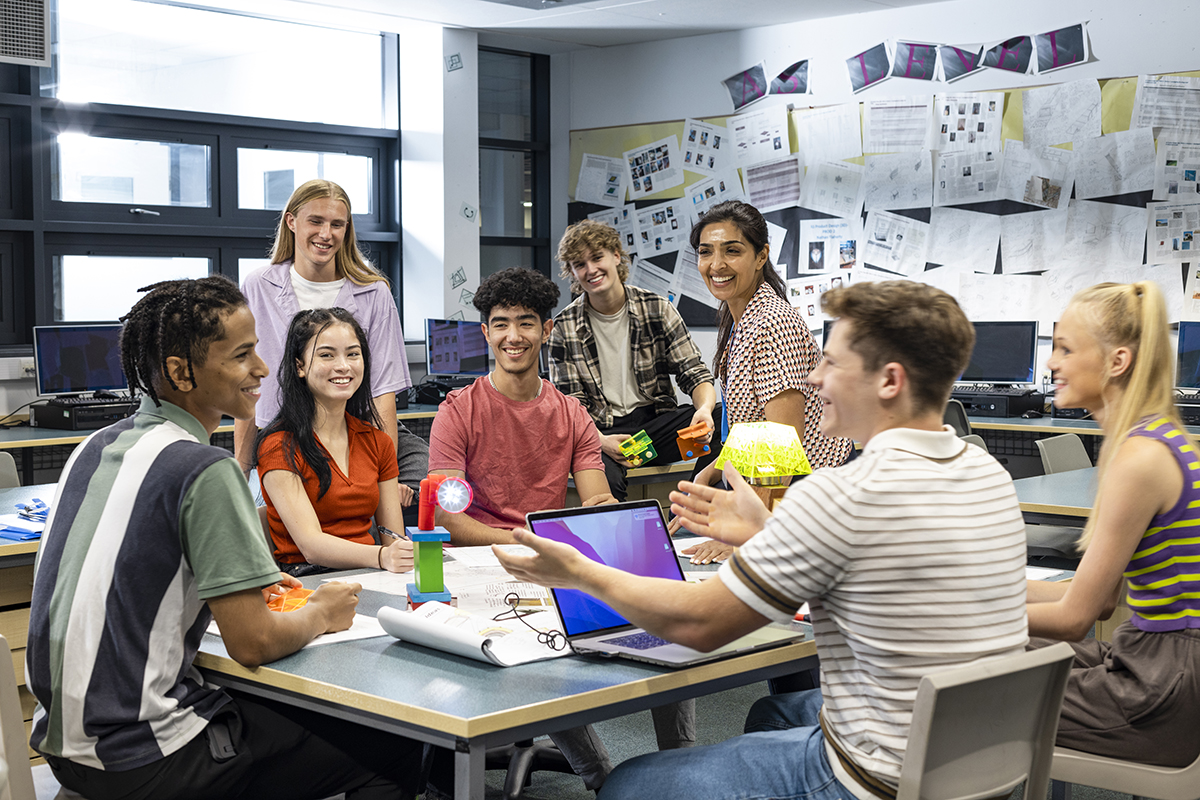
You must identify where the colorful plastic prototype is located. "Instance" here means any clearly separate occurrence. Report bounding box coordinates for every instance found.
[406,474,473,607]
[618,429,657,466]
[266,585,313,612]
[675,421,713,460]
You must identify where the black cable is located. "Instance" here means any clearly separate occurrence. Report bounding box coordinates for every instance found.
[493,592,565,651]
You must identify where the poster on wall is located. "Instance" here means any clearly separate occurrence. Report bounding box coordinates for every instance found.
[722,62,768,112]
[1033,23,1089,74]
[730,105,791,166]
[981,36,1033,75]
[787,271,852,329]
[633,199,690,256]
[682,118,729,176]
[686,170,746,218]
[575,153,627,207]
[770,60,810,95]
[1146,199,1200,263]
[889,41,939,82]
[932,92,1003,152]
[797,218,859,279]
[847,42,891,93]
[587,205,637,255]
[744,155,803,213]
[623,135,684,200]
[938,44,985,82]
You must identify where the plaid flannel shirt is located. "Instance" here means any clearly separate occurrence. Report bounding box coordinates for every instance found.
[548,284,714,430]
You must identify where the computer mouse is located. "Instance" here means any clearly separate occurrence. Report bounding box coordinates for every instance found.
[1022,409,1043,419]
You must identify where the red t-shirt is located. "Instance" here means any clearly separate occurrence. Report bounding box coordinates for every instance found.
[428,377,603,529]
[258,414,399,564]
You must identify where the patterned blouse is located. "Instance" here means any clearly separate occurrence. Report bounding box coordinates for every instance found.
[722,281,852,469]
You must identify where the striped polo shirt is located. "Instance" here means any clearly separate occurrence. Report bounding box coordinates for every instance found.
[720,426,1029,790]
[26,398,279,770]
[1124,416,1200,632]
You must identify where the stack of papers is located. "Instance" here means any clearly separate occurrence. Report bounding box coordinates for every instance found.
[0,513,43,542]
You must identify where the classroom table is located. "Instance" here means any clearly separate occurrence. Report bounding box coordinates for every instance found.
[1013,467,1096,525]
[0,484,52,568]
[196,580,816,800]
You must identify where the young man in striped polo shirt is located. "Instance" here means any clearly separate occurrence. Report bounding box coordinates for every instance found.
[26,277,425,799]
[497,280,1030,800]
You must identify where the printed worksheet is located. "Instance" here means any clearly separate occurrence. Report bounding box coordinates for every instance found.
[1153,139,1200,201]
[682,118,730,176]
[932,92,1003,153]
[624,135,684,200]
[926,207,1000,271]
[998,139,1075,210]
[588,205,637,255]
[1073,128,1156,200]
[1147,200,1200,263]
[787,271,853,328]
[1133,74,1200,136]
[685,169,746,217]
[862,96,933,152]
[999,206,1069,274]
[957,273,1045,325]
[743,155,803,212]
[634,199,690,255]
[670,245,719,310]
[862,151,933,211]
[933,148,1002,205]
[799,218,859,277]
[799,160,865,219]
[729,105,791,166]
[791,104,863,164]
[626,255,675,299]
[1022,78,1102,148]
[862,210,930,277]
[575,153,627,207]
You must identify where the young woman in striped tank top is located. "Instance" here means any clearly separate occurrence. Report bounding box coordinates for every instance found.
[1027,280,1200,767]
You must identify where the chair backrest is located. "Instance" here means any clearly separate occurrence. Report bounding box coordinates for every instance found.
[960,434,988,453]
[0,453,19,490]
[0,635,33,800]
[897,641,1075,800]
[1035,434,1092,475]
[943,400,971,437]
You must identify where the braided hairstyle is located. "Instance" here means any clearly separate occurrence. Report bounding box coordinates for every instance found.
[254,308,382,500]
[119,276,247,406]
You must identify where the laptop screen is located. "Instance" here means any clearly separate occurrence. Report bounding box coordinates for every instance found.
[526,501,685,638]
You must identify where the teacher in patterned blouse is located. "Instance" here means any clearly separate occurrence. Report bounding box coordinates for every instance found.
[689,201,852,497]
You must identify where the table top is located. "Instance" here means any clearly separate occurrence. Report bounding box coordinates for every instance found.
[196,582,815,741]
[0,484,52,567]
[1012,468,1096,518]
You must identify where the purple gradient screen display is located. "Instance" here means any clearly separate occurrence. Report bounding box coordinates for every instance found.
[529,505,683,637]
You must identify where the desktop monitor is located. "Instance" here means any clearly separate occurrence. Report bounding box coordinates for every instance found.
[425,319,489,377]
[821,319,835,348]
[1177,321,1200,389]
[33,324,128,397]
[960,321,1038,384]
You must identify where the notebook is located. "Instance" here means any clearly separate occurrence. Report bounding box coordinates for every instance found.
[525,500,807,668]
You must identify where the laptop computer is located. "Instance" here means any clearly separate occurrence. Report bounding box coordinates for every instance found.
[525,500,808,668]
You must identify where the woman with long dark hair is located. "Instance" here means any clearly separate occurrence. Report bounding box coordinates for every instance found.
[256,308,414,575]
[677,202,851,560]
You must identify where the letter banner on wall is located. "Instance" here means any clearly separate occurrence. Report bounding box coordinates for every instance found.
[1034,24,1089,74]
[848,42,891,93]
[723,62,769,111]
[770,60,810,95]
[890,41,939,82]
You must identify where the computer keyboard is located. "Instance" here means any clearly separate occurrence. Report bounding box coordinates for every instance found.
[601,631,671,650]
[952,385,1034,397]
[46,396,135,407]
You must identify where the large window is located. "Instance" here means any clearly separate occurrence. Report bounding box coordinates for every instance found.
[478,48,549,280]
[0,2,401,342]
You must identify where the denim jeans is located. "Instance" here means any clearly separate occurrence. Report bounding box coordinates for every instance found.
[598,689,857,800]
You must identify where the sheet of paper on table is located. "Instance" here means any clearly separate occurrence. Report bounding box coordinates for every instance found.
[1026,566,1065,581]
[207,613,387,648]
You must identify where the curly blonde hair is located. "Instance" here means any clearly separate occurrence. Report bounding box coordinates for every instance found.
[556,219,630,292]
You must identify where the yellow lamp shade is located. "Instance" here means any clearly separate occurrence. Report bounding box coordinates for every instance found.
[715,421,812,484]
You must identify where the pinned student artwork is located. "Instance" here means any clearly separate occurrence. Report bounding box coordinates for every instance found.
[406,474,473,608]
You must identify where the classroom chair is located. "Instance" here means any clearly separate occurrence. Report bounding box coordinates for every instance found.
[0,453,19,490]
[1035,434,1092,475]
[486,740,575,800]
[1050,745,1200,800]
[960,434,987,451]
[896,641,1074,800]
[943,399,971,438]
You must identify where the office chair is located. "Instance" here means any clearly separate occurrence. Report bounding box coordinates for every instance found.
[896,641,1074,800]
[0,453,19,490]
[486,740,575,800]
[1035,434,1092,475]
[943,399,971,437]
[1051,745,1200,800]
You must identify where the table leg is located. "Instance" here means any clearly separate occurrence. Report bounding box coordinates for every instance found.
[454,741,487,800]
[18,449,33,487]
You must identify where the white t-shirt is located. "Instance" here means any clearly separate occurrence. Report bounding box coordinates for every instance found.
[290,266,345,310]
[585,301,648,420]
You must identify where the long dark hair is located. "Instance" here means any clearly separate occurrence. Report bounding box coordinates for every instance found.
[254,308,382,499]
[688,201,785,381]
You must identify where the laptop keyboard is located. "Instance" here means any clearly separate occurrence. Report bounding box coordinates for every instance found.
[602,631,670,650]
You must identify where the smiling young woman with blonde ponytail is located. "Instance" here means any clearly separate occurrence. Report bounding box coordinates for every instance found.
[1027,280,1200,767]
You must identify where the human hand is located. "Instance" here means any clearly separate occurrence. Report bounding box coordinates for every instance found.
[670,464,768,547]
[600,434,633,466]
[493,528,588,589]
[307,581,361,633]
[381,537,415,572]
[680,539,735,565]
[397,483,415,506]
[689,409,715,444]
[261,572,302,604]
[582,492,618,507]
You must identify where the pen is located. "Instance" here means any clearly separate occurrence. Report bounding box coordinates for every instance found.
[378,525,408,542]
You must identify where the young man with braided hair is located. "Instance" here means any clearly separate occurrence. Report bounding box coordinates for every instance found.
[26,276,427,800]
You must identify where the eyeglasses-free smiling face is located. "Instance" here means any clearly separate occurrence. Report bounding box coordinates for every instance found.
[1047,304,1107,412]
[484,305,551,378]
[285,197,348,274]
[569,248,622,298]
[177,305,268,432]
[296,321,364,408]
[696,222,767,308]
[807,319,879,442]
